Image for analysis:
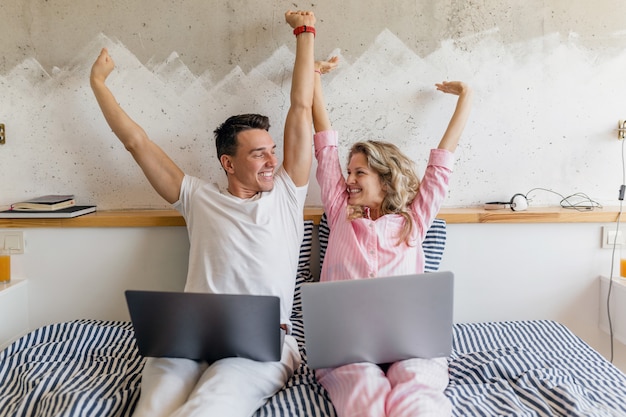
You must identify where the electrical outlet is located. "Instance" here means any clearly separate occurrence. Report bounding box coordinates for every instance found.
[0,123,5,144]
[619,120,625,140]
[602,226,625,248]
[0,231,24,254]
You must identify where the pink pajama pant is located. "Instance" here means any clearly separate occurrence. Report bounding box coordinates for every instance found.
[316,357,451,417]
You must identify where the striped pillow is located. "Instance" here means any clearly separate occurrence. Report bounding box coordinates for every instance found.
[291,220,314,316]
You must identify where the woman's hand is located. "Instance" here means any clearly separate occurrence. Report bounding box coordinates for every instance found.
[435,81,470,96]
[315,56,339,75]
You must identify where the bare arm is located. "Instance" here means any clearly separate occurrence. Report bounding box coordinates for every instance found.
[312,57,339,133]
[434,81,473,152]
[282,11,316,187]
[90,48,184,203]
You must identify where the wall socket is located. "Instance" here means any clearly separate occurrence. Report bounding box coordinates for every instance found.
[602,226,625,248]
[619,120,626,140]
[0,123,5,144]
[0,231,24,254]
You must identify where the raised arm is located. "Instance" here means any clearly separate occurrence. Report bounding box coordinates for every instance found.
[313,57,339,133]
[90,48,184,203]
[434,81,473,152]
[282,11,316,187]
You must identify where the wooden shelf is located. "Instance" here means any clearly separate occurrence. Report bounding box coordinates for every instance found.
[0,210,185,228]
[437,206,624,224]
[306,206,626,224]
[0,206,622,228]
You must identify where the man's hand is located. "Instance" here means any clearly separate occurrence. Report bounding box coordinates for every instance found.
[90,48,115,86]
[284,10,315,29]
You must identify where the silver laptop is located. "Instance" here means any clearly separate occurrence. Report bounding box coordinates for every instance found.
[125,290,283,363]
[301,271,454,369]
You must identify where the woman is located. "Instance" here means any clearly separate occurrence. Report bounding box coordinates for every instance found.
[313,57,473,417]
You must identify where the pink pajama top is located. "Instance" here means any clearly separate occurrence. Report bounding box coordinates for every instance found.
[314,130,454,282]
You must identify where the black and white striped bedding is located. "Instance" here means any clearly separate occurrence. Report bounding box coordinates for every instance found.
[2,219,626,416]
[2,318,626,416]
[0,320,142,417]
[448,320,626,416]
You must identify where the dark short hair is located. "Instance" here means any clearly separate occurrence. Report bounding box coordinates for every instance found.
[214,114,271,160]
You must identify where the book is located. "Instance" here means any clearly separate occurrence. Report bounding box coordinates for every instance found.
[11,194,76,211]
[0,205,96,219]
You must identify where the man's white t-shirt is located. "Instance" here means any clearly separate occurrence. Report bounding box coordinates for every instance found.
[173,166,307,329]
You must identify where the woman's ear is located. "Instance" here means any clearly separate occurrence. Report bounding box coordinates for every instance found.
[380,178,388,192]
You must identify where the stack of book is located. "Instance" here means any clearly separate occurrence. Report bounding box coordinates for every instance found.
[0,195,96,218]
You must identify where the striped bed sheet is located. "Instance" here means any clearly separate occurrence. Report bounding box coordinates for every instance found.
[2,318,626,416]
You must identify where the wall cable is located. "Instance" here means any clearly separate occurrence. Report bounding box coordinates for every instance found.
[524,187,602,210]
[607,137,626,363]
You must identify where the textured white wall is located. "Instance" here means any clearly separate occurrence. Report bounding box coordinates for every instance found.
[1,1,626,209]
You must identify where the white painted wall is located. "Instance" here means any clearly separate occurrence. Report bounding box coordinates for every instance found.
[10,227,188,327]
[4,221,626,372]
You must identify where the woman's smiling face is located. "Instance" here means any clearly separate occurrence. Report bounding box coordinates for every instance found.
[346,152,386,211]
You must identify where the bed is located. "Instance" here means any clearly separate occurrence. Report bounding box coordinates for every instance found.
[2,219,626,417]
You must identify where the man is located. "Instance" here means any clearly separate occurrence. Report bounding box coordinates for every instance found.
[90,10,316,417]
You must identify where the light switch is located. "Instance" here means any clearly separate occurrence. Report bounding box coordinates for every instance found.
[0,232,24,254]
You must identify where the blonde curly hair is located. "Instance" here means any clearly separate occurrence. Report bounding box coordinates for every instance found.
[348,140,420,245]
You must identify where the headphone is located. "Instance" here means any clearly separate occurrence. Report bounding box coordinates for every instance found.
[484,193,529,211]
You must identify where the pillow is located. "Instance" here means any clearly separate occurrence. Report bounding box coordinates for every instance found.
[318,214,330,273]
[318,213,447,273]
[291,220,314,317]
[422,218,447,272]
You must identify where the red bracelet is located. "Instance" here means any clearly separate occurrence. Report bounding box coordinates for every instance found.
[293,25,316,37]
